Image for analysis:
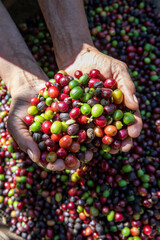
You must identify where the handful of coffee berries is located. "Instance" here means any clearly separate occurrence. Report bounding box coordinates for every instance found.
[24,69,135,169]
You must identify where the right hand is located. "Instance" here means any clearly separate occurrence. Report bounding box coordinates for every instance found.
[61,45,142,154]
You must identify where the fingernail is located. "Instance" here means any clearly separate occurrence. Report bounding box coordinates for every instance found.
[27,149,34,160]
[133,94,138,104]
[46,163,55,171]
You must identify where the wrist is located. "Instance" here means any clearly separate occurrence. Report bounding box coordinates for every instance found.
[56,43,96,70]
[0,52,48,97]
[38,0,94,69]
[1,64,48,98]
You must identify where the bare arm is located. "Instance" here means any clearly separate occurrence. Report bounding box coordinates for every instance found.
[38,0,94,69]
[0,1,47,97]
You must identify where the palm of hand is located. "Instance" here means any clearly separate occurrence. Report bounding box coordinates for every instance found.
[7,81,80,171]
[7,81,47,167]
[64,49,142,154]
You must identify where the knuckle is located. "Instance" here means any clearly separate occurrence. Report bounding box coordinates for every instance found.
[18,143,26,153]
[112,60,128,76]
[128,78,136,92]
[132,84,136,92]
[118,61,128,71]
[121,62,128,70]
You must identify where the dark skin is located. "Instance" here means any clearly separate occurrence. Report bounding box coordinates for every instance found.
[0,0,142,170]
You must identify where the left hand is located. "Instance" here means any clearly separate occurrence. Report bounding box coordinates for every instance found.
[7,73,48,168]
[60,45,142,154]
[7,72,80,171]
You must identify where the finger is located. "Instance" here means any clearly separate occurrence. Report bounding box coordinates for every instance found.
[46,159,66,171]
[7,114,41,166]
[112,61,138,110]
[120,137,133,152]
[109,148,119,154]
[127,109,143,138]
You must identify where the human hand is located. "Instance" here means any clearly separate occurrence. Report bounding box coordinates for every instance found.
[7,71,80,171]
[61,45,143,154]
[7,72,49,168]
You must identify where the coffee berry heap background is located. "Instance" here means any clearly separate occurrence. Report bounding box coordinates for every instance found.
[0,0,160,240]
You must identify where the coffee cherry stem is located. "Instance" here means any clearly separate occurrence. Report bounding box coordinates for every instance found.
[87,116,93,123]
[54,98,59,103]
[70,136,78,138]
[77,103,84,106]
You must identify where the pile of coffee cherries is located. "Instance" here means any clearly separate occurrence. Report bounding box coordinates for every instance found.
[25,69,135,168]
[0,0,160,239]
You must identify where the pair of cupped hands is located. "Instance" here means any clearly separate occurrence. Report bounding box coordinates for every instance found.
[8,47,142,171]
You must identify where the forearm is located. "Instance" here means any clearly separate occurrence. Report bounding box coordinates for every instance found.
[0,1,47,96]
[38,0,94,68]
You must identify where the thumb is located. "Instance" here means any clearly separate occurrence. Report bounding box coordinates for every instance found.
[112,61,138,110]
[7,114,43,168]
